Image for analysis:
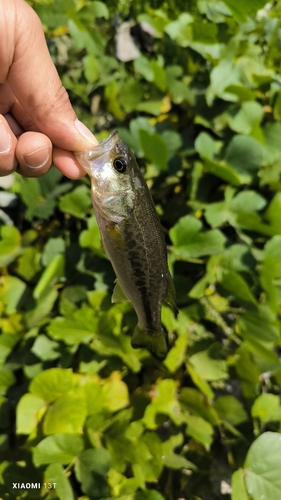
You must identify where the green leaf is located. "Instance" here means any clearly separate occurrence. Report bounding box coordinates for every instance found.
[0,369,16,395]
[251,394,280,424]
[104,81,124,120]
[83,54,99,83]
[231,190,266,213]
[77,448,111,476]
[225,84,256,101]
[264,193,281,233]
[221,0,268,22]
[136,100,163,116]
[195,132,221,160]
[16,247,41,281]
[0,276,28,314]
[104,419,138,473]
[203,157,242,186]
[163,453,196,470]
[34,0,75,28]
[184,414,213,449]
[192,21,218,44]
[205,201,231,229]
[161,130,182,159]
[33,254,65,300]
[231,469,249,500]
[239,309,279,343]
[214,396,248,426]
[225,135,263,181]
[47,316,94,345]
[170,215,201,246]
[264,236,281,274]
[102,377,129,412]
[92,331,142,373]
[189,343,228,381]
[204,185,236,228]
[119,81,144,113]
[45,464,74,500]
[143,379,183,429]
[220,270,257,306]
[262,123,281,164]
[134,56,154,81]
[0,334,20,365]
[31,335,60,361]
[139,130,168,170]
[41,238,65,267]
[208,60,241,104]
[165,13,193,46]
[43,391,87,435]
[260,256,279,312]
[151,60,166,91]
[29,368,77,403]
[170,215,226,259]
[244,431,281,500]
[16,394,45,435]
[26,288,58,329]
[180,388,218,425]
[59,185,91,218]
[186,364,214,401]
[90,1,109,19]
[166,65,190,104]
[18,177,41,221]
[136,491,165,500]
[0,226,21,267]
[68,18,102,56]
[79,215,103,255]
[164,335,189,374]
[227,101,263,135]
[141,432,164,482]
[236,212,278,237]
[33,434,84,466]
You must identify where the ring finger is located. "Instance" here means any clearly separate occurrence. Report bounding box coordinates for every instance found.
[0,114,18,176]
[16,131,52,177]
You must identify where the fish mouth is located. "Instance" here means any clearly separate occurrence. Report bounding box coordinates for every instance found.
[75,130,119,165]
[74,130,119,175]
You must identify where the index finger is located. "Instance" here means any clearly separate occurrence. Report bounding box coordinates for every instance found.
[2,0,97,152]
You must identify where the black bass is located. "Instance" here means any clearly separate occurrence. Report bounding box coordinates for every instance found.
[75,130,177,358]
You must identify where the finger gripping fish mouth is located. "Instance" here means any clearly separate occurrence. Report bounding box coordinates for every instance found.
[74,130,127,176]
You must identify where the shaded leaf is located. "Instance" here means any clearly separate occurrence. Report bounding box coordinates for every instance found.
[33,434,84,466]
[244,432,281,500]
[16,394,45,435]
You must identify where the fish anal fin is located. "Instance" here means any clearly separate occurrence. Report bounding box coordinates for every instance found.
[163,273,178,317]
[112,280,130,303]
[131,325,167,359]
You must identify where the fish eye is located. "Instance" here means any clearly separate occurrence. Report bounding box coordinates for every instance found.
[113,156,127,173]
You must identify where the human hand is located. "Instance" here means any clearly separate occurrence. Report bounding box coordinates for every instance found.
[0,0,98,178]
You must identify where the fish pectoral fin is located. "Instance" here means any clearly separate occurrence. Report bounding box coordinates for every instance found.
[163,273,179,317]
[111,280,130,303]
[131,325,167,359]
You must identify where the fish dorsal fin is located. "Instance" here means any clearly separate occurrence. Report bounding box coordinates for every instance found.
[163,273,178,317]
[112,280,130,303]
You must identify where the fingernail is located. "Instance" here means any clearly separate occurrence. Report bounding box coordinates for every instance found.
[74,119,98,145]
[0,118,12,153]
[24,146,50,168]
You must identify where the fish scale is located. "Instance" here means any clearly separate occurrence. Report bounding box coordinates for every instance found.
[75,130,178,358]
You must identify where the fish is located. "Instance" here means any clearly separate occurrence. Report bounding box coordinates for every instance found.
[75,130,178,358]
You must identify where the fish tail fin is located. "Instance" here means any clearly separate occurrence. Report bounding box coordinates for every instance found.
[131,325,167,359]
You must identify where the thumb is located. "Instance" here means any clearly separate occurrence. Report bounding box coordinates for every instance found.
[7,0,98,151]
